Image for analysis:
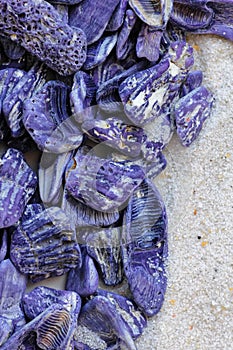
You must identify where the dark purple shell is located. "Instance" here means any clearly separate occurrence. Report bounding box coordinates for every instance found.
[0,36,25,60]
[65,147,145,212]
[96,289,147,339]
[23,286,81,320]
[23,80,83,153]
[0,148,37,228]
[10,204,82,282]
[3,63,47,137]
[175,85,213,146]
[78,296,137,350]
[106,0,128,32]
[69,0,120,44]
[86,227,123,286]
[66,246,99,296]
[181,70,203,96]
[0,259,27,337]
[122,179,168,316]
[0,230,7,262]
[136,24,163,62]
[0,0,87,75]
[116,9,137,60]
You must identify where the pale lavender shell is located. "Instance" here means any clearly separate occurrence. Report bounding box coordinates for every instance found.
[0,148,37,228]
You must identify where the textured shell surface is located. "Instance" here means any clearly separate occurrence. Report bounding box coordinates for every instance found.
[66,246,99,297]
[69,0,121,44]
[121,179,168,316]
[61,190,120,231]
[180,69,203,96]
[10,204,82,282]
[86,226,123,286]
[106,0,128,32]
[0,304,74,350]
[0,0,87,75]
[83,33,118,70]
[175,85,213,146]
[65,147,145,212]
[0,148,37,228]
[23,80,83,153]
[0,259,27,341]
[129,0,173,28]
[136,24,163,62]
[116,9,137,61]
[79,296,137,350]
[3,62,47,137]
[0,229,7,262]
[96,289,147,339]
[23,285,81,320]
[0,36,25,60]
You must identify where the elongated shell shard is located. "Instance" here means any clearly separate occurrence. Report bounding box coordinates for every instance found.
[122,179,168,316]
[0,148,37,228]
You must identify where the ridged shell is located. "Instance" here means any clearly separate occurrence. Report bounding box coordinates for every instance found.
[23,80,83,153]
[116,9,137,60]
[10,204,82,282]
[83,34,118,70]
[0,36,25,60]
[69,0,121,44]
[86,227,123,286]
[66,247,99,296]
[129,0,173,28]
[121,179,168,316]
[3,63,47,137]
[0,148,37,228]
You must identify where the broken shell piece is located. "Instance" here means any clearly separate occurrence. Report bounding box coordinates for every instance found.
[23,286,81,320]
[23,81,83,153]
[0,230,7,262]
[10,204,82,282]
[78,296,137,350]
[86,227,123,286]
[175,85,213,146]
[122,179,168,316]
[0,148,37,228]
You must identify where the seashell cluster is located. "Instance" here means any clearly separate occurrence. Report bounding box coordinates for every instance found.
[0,0,232,348]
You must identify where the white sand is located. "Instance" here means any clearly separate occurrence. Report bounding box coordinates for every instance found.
[136,35,233,350]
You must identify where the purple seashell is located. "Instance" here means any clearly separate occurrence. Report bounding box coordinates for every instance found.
[66,246,99,296]
[70,71,97,123]
[39,151,73,205]
[119,58,171,125]
[3,63,47,137]
[129,0,173,28]
[181,70,203,96]
[0,316,14,347]
[53,4,69,23]
[169,40,194,70]
[116,9,137,60]
[62,189,120,230]
[0,148,37,228]
[78,296,137,350]
[0,230,7,262]
[175,85,213,146]
[0,259,27,337]
[171,1,214,30]
[23,286,81,320]
[0,303,76,350]
[106,0,128,32]
[65,146,145,212]
[96,60,148,113]
[144,151,167,179]
[92,54,124,88]
[86,226,123,286]
[81,117,145,158]
[0,0,87,75]
[10,204,82,282]
[83,34,118,70]
[23,80,83,153]
[69,0,120,44]
[96,290,147,339]
[122,179,168,316]
[136,24,163,62]
[0,36,25,60]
